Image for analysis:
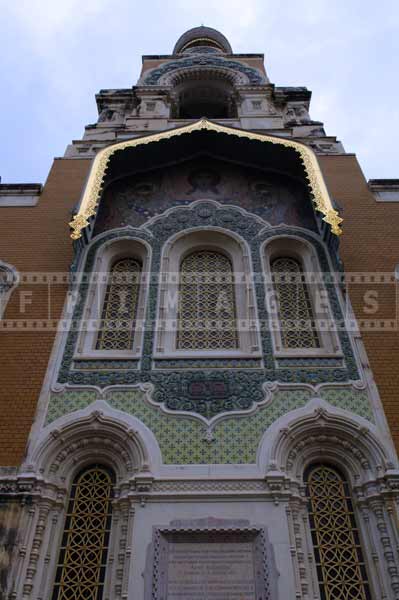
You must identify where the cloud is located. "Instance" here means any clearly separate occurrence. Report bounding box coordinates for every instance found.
[6,0,109,48]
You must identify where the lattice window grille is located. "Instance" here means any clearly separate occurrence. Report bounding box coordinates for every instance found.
[96,258,141,350]
[306,464,372,600]
[271,256,319,348]
[52,465,114,600]
[177,250,238,350]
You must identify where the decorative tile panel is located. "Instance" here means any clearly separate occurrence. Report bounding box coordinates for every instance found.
[321,388,374,421]
[45,386,373,464]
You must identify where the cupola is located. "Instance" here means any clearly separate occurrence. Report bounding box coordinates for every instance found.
[173,26,233,55]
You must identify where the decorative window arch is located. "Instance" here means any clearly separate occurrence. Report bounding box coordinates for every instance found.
[52,464,115,600]
[155,228,260,357]
[305,463,372,600]
[177,248,238,350]
[75,238,150,358]
[0,260,19,319]
[263,237,341,356]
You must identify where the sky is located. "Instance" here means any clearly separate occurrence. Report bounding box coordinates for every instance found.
[1,0,398,184]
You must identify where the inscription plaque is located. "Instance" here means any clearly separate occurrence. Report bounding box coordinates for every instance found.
[145,518,277,600]
[167,538,256,600]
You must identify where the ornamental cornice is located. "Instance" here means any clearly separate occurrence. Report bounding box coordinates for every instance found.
[0,475,67,506]
[141,55,265,86]
[69,118,343,240]
[3,472,397,506]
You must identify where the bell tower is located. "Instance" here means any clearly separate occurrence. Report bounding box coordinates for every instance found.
[1,26,399,600]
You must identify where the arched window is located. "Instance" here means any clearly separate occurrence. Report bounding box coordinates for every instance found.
[52,465,114,600]
[271,256,319,349]
[96,257,142,350]
[177,249,238,350]
[305,464,371,600]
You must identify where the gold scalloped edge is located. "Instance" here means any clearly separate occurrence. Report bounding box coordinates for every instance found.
[69,118,342,240]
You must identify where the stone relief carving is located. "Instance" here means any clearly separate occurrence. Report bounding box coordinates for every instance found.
[99,108,123,122]
[285,104,310,123]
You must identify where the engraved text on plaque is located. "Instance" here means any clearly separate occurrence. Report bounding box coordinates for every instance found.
[167,538,256,600]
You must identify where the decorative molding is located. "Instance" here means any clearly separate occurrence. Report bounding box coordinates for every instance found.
[141,55,265,85]
[151,480,266,493]
[144,517,277,600]
[266,398,392,481]
[30,402,153,481]
[153,357,262,369]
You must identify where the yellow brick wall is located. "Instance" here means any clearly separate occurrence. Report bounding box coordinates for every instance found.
[0,159,91,465]
[320,154,399,450]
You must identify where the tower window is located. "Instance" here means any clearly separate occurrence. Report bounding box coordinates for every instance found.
[177,249,238,350]
[52,465,114,600]
[96,257,142,350]
[173,77,237,119]
[306,464,371,600]
[271,256,319,349]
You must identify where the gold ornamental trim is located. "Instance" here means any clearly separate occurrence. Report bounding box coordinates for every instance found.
[69,118,343,240]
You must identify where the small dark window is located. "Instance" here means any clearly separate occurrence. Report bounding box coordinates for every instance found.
[174,79,237,119]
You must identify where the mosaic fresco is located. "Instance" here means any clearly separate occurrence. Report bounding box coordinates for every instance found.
[45,387,374,464]
[142,55,265,85]
[93,158,317,235]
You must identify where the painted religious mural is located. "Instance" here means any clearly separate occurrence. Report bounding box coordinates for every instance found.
[93,157,317,234]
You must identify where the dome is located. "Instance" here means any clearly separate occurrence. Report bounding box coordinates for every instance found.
[173,26,233,55]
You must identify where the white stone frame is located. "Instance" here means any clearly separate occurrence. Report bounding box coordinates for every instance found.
[74,238,151,359]
[154,227,261,358]
[261,399,399,600]
[0,260,19,319]
[7,404,155,600]
[262,235,342,357]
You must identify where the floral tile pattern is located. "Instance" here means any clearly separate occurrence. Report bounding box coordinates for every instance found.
[45,385,373,464]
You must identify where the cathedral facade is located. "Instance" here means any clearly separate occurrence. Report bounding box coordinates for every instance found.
[1,26,399,600]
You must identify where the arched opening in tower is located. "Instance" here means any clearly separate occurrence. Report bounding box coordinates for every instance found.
[174,78,237,119]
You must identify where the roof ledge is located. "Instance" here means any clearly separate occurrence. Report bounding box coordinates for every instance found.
[368,179,399,202]
[0,183,42,207]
